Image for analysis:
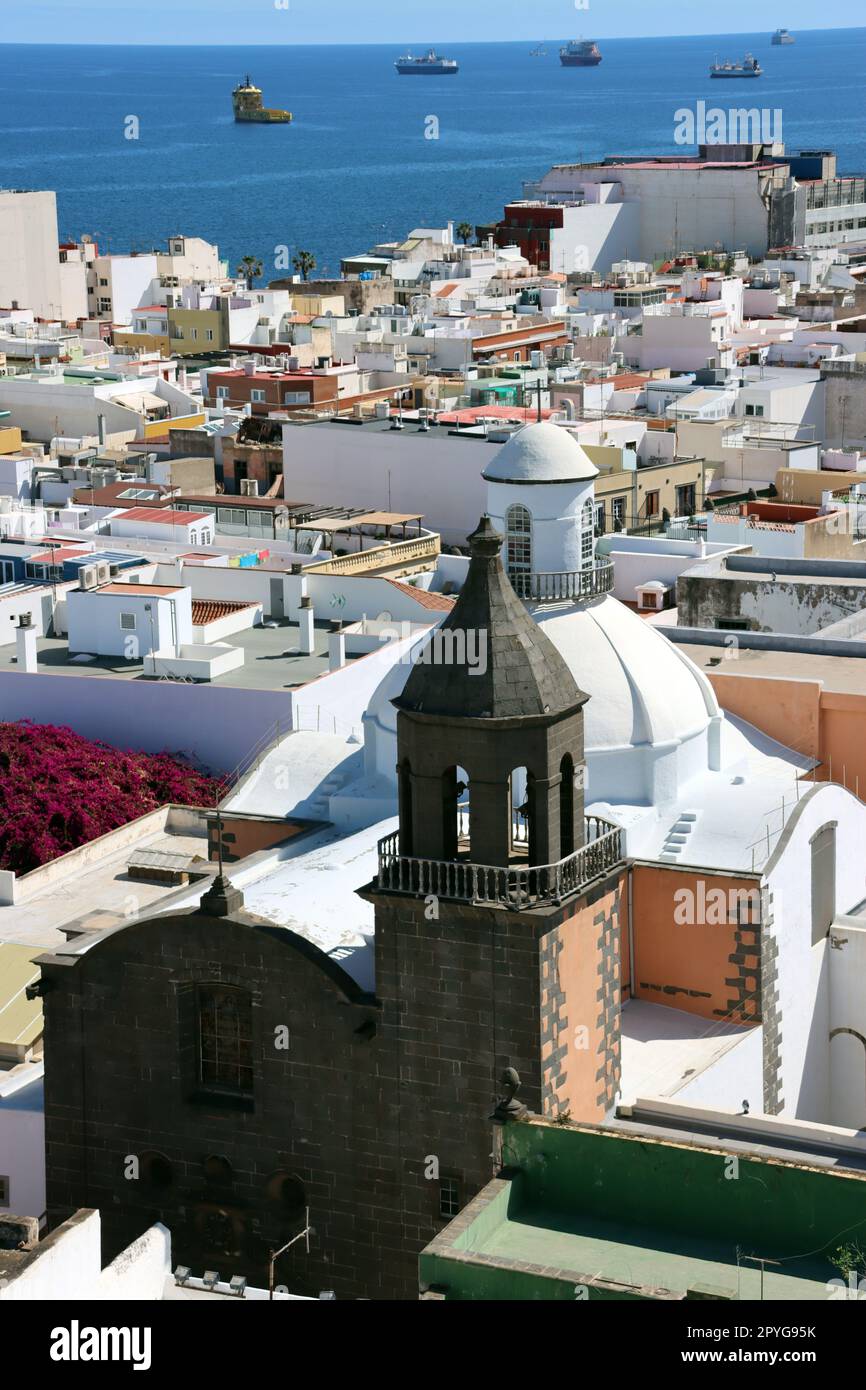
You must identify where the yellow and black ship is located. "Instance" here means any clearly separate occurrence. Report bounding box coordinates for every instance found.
[232,75,292,124]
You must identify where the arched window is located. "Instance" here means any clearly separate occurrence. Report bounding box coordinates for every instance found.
[560,754,575,860]
[203,1154,233,1186]
[505,504,532,594]
[266,1173,307,1220]
[442,765,470,859]
[510,766,531,854]
[580,499,594,570]
[139,1151,173,1190]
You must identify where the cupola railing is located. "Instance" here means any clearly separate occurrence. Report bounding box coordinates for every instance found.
[376,815,623,910]
[510,560,614,604]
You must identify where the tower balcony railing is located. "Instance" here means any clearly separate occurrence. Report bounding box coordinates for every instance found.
[510,561,614,604]
[376,815,623,910]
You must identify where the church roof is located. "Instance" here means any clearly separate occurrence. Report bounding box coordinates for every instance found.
[482,422,599,486]
[393,515,588,722]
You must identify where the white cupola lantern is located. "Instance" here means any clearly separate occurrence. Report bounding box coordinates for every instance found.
[482,422,599,585]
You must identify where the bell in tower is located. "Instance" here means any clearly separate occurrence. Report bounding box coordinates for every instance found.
[389,515,591,901]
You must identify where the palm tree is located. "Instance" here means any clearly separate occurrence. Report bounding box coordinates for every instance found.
[292,250,317,281]
[456,222,474,245]
[237,255,263,290]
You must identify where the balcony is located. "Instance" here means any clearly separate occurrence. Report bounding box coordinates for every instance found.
[510,561,614,604]
[376,815,623,910]
[303,532,440,577]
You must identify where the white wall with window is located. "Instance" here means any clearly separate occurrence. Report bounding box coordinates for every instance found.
[66,586,193,659]
[483,422,599,578]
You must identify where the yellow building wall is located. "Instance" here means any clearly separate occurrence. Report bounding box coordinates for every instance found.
[168,309,225,355]
[291,293,345,316]
[0,427,23,455]
[113,331,171,357]
[142,411,206,439]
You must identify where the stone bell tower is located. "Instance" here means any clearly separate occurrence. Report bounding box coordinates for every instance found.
[393,514,589,869]
[360,516,625,1299]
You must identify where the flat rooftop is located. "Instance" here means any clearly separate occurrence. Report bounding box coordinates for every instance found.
[620,998,754,1102]
[470,1198,829,1300]
[0,618,368,692]
[674,639,866,696]
[0,823,210,951]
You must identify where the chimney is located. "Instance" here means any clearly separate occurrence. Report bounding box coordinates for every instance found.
[97,413,106,446]
[328,619,346,671]
[298,596,315,655]
[15,614,38,673]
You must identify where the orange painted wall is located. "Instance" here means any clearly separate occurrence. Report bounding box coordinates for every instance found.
[708,671,866,801]
[708,670,821,762]
[541,873,626,1124]
[631,865,761,1026]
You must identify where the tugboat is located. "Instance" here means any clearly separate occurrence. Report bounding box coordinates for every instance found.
[232,76,292,123]
[560,39,602,67]
[395,50,459,75]
[710,53,762,78]
[771,28,795,44]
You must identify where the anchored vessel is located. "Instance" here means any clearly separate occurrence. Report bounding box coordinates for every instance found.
[232,75,292,123]
[560,39,602,67]
[395,50,459,75]
[710,53,762,78]
[530,44,548,57]
[772,28,795,44]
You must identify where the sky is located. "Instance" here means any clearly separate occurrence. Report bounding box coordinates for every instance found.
[0,0,861,45]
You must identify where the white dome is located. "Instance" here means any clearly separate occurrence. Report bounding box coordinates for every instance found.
[482,422,599,485]
[364,593,722,806]
[533,595,718,750]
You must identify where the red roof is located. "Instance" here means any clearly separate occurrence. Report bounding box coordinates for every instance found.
[114,507,211,525]
[387,580,456,611]
[192,599,258,625]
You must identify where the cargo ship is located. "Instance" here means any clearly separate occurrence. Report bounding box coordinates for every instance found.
[232,76,292,123]
[395,50,459,75]
[710,53,762,78]
[560,39,602,67]
[771,28,795,44]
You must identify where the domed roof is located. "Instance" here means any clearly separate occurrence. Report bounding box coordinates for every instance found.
[533,595,719,750]
[365,592,720,784]
[394,516,587,722]
[482,422,599,486]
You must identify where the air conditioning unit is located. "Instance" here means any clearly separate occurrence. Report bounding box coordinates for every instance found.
[78,563,100,591]
[109,563,122,578]
[95,561,111,586]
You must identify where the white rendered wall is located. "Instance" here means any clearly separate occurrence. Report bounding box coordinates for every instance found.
[0,1211,171,1302]
[828,919,866,1130]
[486,476,596,574]
[0,1070,45,1224]
[0,191,62,320]
[764,783,866,1123]
[282,423,489,545]
[66,589,191,657]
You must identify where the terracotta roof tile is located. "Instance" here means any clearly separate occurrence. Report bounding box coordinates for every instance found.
[387,580,456,611]
[191,599,258,625]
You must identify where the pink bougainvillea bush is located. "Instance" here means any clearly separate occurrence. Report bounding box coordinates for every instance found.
[0,720,226,874]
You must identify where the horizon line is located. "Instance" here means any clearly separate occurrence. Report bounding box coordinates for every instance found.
[0,26,864,48]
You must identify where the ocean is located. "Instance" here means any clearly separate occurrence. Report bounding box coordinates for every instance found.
[1,30,865,280]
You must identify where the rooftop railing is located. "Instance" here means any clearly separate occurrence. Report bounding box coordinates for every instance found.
[376,815,623,910]
[510,561,614,603]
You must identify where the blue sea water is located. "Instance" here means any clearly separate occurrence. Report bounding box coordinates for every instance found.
[1,30,864,279]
